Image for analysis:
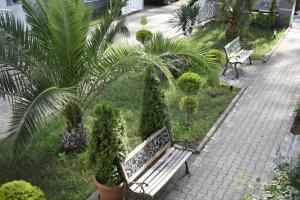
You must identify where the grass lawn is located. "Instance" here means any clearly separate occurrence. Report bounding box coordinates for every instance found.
[192,21,286,60]
[0,72,238,200]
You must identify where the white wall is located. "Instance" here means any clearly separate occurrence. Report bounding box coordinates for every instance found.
[0,1,27,26]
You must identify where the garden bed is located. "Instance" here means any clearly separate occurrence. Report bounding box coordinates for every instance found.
[0,72,238,200]
[192,21,286,60]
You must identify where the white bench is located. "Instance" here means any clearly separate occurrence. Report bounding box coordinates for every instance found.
[117,127,195,199]
[222,37,254,78]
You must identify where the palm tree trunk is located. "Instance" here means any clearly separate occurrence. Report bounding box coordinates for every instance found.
[226,17,239,39]
[61,104,88,153]
[61,123,88,153]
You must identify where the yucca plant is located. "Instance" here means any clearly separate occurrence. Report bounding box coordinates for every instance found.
[0,0,219,154]
[170,5,199,35]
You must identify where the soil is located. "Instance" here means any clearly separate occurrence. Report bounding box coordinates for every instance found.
[291,112,300,135]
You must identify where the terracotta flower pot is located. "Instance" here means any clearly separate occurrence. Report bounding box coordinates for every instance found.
[93,176,125,200]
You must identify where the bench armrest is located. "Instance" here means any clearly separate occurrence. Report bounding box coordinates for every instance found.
[129,182,148,194]
[172,140,200,154]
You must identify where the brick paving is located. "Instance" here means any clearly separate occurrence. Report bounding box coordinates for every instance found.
[156,15,300,200]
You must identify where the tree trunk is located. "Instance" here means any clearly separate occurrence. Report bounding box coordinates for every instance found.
[226,18,239,39]
[61,123,88,153]
[61,104,87,153]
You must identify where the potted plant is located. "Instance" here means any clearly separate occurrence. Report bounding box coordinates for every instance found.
[89,104,128,200]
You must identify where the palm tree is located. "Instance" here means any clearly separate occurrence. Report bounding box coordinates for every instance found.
[170,5,199,35]
[221,0,256,39]
[0,0,219,154]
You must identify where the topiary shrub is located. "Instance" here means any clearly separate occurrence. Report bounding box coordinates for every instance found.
[177,72,202,94]
[139,66,171,140]
[136,29,153,44]
[179,96,199,130]
[89,104,127,188]
[0,180,45,200]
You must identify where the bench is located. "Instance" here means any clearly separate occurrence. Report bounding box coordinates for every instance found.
[222,37,254,78]
[117,127,195,199]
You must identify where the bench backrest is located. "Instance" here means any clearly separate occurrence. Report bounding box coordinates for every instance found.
[224,37,242,59]
[121,127,172,182]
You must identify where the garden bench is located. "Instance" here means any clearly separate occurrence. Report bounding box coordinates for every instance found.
[117,127,196,199]
[222,37,254,78]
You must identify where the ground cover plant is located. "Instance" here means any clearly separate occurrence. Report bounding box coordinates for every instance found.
[0,72,238,199]
[192,21,286,60]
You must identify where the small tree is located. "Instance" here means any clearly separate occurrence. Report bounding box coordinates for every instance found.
[177,72,202,130]
[268,0,278,29]
[139,66,171,140]
[179,96,199,130]
[89,104,127,187]
[136,16,152,44]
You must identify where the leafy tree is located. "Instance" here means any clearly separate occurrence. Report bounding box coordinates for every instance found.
[0,0,219,154]
[139,66,171,140]
[89,104,127,187]
[221,0,257,39]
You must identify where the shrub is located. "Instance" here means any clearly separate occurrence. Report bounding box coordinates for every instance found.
[0,180,45,200]
[136,29,153,44]
[177,72,202,94]
[179,96,199,130]
[89,104,127,187]
[139,66,171,140]
[268,0,277,29]
[140,16,148,27]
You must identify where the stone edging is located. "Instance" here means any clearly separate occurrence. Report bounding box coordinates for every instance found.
[196,86,248,152]
[262,26,291,63]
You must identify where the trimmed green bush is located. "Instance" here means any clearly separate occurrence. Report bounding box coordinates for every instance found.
[177,72,202,94]
[0,180,45,200]
[89,104,127,187]
[136,29,153,44]
[179,96,199,130]
[139,66,171,140]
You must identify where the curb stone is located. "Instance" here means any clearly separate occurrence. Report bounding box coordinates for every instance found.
[196,86,248,152]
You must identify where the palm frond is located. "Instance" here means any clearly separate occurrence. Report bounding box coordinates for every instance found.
[88,0,129,57]
[46,0,90,87]
[7,83,76,154]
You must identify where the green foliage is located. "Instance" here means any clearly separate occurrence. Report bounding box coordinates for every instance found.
[268,0,278,29]
[0,73,238,200]
[243,155,300,200]
[192,21,286,60]
[177,72,202,94]
[251,0,278,29]
[179,96,199,114]
[0,180,45,200]
[140,16,148,27]
[139,67,171,140]
[208,49,226,66]
[136,29,153,44]
[169,5,199,34]
[89,104,127,187]
[221,0,256,38]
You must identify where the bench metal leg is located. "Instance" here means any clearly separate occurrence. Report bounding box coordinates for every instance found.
[234,63,239,79]
[222,62,229,76]
[249,56,252,65]
[185,161,190,174]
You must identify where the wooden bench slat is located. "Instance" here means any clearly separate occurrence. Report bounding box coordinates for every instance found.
[133,149,189,194]
[146,151,192,196]
[130,147,180,192]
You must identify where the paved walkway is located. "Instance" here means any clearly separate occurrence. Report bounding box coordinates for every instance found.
[156,15,300,200]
